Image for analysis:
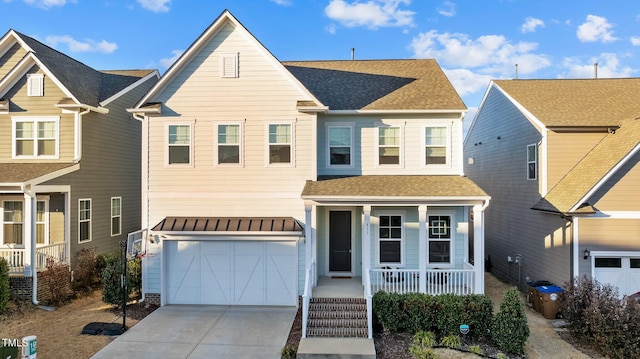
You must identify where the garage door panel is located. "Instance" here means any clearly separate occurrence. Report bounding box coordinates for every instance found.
[594,256,640,297]
[265,242,297,305]
[235,252,265,304]
[201,253,233,304]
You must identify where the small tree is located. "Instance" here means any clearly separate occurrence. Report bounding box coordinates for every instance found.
[491,287,529,354]
[72,247,99,293]
[0,258,9,313]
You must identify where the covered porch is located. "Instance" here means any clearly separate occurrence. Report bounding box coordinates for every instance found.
[300,175,490,339]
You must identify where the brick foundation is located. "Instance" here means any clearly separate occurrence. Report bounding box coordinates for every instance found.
[9,264,72,303]
[145,293,161,305]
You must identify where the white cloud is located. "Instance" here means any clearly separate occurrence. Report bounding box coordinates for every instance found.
[631,37,640,46]
[324,0,415,29]
[270,0,292,5]
[576,15,617,43]
[45,35,117,54]
[409,30,550,75]
[160,49,183,69]
[137,0,170,13]
[521,17,544,33]
[325,23,338,34]
[443,68,493,97]
[23,0,75,9]
[437,1,455,17]
[561,53,636,78]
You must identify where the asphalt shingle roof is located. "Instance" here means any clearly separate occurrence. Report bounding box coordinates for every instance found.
[284,59,466,111]
[494,78,640,127]
[0,163,77,183]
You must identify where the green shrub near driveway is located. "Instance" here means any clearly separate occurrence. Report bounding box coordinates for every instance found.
[0,258,9,313]
[101,251,141,307]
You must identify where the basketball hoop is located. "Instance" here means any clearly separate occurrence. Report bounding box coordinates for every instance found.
[126,229,148,260]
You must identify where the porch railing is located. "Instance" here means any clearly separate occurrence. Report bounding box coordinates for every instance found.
[0,243,66,274]
[364,267,373,339]
[370,267,475,295]
[301,260,315,339]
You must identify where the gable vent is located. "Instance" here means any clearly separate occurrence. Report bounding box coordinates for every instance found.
[220,53,239,78]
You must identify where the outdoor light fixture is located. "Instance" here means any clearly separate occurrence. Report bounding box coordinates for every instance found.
[583,249,590,260]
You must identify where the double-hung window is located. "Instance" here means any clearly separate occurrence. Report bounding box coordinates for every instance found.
[268,123,293,165]
[36,201,47,245]
[428,214,453,265]
[167,124,191,165]
[424,126,448,166]
[217,123,241,165]
[111,197,121,236]
[3,201,23,245]
[79,199,91,243]
[378,214,403,265]
[327,125,353,166]
[377,126,401,165]
[527,144,537,180]
[12,117,59,158]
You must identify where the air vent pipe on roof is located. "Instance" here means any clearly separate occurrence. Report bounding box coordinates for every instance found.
[351,48,355,61]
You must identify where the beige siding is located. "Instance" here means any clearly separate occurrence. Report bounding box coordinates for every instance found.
[0,66,75,162]
[464,86,573,287]
[0,43,27,80]
[591,152,640,211]
[546,131,606,190]
[577,218,640,276]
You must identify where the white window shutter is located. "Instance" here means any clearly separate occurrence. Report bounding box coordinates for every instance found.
[221,53,239,78]
[27,74,44,97]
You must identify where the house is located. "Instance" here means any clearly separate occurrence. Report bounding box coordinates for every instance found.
[0,29,159,301]
[130,10,489,342]
[464,78,640,297]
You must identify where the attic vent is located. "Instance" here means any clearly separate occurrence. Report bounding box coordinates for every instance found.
[220,53,239,78]
[27,74,44,97]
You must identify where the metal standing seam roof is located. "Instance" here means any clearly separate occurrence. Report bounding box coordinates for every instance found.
[283,59,466,111]
[0,163,78,183]
[301,175,488,198]
[494,78,640,127]
[532,116,640,213]
[152,217,304,232]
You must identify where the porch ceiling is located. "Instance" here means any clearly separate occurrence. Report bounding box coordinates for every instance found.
[0,163,78,186]
[301,175,489,203]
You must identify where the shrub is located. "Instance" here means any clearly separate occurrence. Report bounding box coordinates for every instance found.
[280,344,296,359]
[72,248,100,293]
[561,275,640,358]
[101,252,142,307]
[440,334,461,349]
[0,258,9,313]
[41,262,72,305]
[491,287,529,354]
[410,331,438,359]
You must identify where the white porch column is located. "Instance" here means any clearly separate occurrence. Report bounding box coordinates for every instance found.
[418,205,427,293]
[304,204,313,282]
[23,193,36,277]
[362,205,371,286]
[473,204,485,294]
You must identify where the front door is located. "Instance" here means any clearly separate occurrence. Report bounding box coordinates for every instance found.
[329,210,352,273]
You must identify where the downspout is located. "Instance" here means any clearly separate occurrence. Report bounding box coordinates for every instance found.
[132,112,147,303]
[74,107,91,162]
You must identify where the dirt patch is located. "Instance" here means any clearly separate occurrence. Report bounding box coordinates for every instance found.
[0,290,157,359]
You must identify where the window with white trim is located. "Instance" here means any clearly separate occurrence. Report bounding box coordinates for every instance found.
[424,126,448,165]
[220,53,239,78]
[268,123,292,165]
[79,199,91,243]
[327,125,352,166]
[377,126,402,165]
[3,201,23,245]
[36,200,47,245]
[167,124,191,165]
[12,117,59,158]
[217,123,241,165]
[27,73,44,97]
[527,144,537,180]
[377,214,403,265]
[428,215,452,265]
[111,197,121,236]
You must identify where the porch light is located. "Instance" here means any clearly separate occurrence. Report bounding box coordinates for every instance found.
[583,249,590,260]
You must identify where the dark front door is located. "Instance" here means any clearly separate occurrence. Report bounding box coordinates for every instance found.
[329,210,352,272]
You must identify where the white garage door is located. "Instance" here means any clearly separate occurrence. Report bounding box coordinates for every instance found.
[165,240,297,305]
[593,256,640,297]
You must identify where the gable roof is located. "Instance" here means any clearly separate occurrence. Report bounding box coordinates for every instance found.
[1,30,156,108]
[284,59,466,111]
[494,78,640,127]
[532,116,640,214]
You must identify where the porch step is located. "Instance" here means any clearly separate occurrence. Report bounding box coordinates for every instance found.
[306,297,368,338]
[297,338,376,359]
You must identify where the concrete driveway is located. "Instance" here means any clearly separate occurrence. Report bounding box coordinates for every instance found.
[91,305,297,359]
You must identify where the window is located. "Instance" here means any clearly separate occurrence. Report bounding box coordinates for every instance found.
[27,74,44,97]
[527,144,537,180]
[328,125,352,166]
[428,215,452,264]
[13,117,59,158]
[268,123,292,164]
[167,124,191,165]
[79,199,91,243]
[220,53,239,78]
[111,197,121,236]
[217,124,241,164]
[3,201,23,245]
[378,215,403,264]
[377,126,401,165]
[594,257,622,268]
[36,201,47,245]
[424,126,448,165]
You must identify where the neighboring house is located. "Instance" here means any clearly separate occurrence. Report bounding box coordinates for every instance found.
[0,29,159,300]
[130,10,489,341]
[464,78,640,297]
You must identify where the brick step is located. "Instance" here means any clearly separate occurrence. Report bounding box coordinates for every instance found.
[307,318,368,328]
[306,297,369,338]
[308,302,366,312]
[306,327,368,338]
[308,310,367,319]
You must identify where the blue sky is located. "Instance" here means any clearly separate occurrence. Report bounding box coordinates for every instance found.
[3,0,640,117]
